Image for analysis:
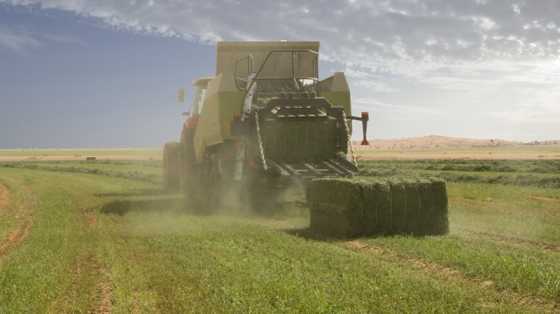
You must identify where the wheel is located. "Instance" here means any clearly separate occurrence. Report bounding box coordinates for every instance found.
[162,142,181,191]
[189,155,222,214]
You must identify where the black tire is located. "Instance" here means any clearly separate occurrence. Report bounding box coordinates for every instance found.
[189,156,222,214]
[163,142,181,191]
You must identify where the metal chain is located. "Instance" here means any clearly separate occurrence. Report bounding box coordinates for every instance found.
[341,110,358,168]
[254,111,268,171]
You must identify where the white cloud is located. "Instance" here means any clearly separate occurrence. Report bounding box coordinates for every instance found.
[3,0,560,139]
[0,26,41,52]
[4,0,560,60]
[0,24,87,52]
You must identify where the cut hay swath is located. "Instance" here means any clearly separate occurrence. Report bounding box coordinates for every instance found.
[163,142,182,190]
[306,177,449,237]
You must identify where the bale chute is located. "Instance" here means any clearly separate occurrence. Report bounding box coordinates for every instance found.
[306,177,449,237]
[162,142,181,191]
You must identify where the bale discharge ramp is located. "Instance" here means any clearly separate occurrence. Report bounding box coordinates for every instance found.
[306,177,449,237]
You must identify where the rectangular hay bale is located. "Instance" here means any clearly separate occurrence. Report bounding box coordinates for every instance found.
[307,176,449,237]
[307,178,365,237]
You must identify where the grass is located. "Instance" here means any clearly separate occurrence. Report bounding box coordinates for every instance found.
[102,213,510,313]
[1,160,162,184]
[360,159,560,188]
[361,235,560,301]
[0,168,154,312]
[0,148,161,162]
[1,159,560,312]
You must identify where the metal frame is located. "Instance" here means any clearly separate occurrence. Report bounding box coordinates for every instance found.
[235,49,319,92]
[234,55,254,90]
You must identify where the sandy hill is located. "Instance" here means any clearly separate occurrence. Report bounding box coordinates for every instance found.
[356,135,518,150]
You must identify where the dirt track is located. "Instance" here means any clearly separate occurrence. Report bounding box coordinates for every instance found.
[0,184,8,210]
[0,221,32,258]
[0,185,34,259]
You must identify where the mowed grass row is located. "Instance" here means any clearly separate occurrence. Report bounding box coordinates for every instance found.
[0,167,547,312]
[360,235,560,302]
[361,159,560,174]
[357,180,560,303]
[0,148,160,159]
[97,209,537,313]
[1,160,162,184]
[359,160,560,304]
[360,159,560,189]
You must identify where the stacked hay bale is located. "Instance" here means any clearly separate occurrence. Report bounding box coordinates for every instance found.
[163,142,182,190]
[307,178,365,237]
[306,177,448,237]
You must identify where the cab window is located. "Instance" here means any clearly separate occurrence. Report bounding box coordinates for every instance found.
[191,86,207,115]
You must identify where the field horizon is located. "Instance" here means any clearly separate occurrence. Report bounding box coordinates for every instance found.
[2,135,560,162]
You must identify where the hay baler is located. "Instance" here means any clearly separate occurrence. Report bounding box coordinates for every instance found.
[164,41,448,236]
[165,42,367,207]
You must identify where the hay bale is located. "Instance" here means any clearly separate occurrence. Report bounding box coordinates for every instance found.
[362,180,392,235]
[306,178,364,237]
[306,176,449,237]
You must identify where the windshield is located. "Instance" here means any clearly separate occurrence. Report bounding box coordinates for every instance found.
[256,50,318,80]
[234,50,319,93]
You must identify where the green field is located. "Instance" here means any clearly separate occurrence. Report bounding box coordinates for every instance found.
[1,158,559,313]
[0,148,161,161]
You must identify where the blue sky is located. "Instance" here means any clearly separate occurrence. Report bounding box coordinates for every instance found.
[1,1,560,148]
[1,4,214,148]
